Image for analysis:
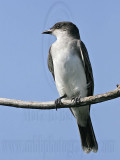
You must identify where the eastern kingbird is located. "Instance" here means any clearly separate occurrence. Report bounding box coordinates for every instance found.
[42,21,98,153]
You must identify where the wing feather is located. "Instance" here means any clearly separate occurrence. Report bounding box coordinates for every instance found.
[78,40,94,96]
[47,47,55,80]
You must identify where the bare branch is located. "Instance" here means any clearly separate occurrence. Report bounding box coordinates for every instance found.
[0,85,119,110]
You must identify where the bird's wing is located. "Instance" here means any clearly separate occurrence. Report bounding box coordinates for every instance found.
[77,40,94,96]
[47,47,55,80]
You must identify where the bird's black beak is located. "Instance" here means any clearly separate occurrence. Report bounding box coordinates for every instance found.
[42,29,52,34]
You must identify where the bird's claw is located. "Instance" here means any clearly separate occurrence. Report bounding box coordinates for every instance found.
[72,96,81,105]
[55,98,62,110]
[55,94,67,110]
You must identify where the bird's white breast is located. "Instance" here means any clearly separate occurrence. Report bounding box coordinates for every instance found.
[51,39,87,98]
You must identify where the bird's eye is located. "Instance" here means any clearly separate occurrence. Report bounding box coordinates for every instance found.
[56,24,60,29]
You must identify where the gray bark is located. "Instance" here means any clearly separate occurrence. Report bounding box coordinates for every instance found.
[0,85,119,110]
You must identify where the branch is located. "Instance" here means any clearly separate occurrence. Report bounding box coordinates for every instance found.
[0,85,119,110]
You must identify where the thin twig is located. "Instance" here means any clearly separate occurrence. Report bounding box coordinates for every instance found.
[0,85,119,110]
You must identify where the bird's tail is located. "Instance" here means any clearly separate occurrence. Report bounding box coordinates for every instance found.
[77,116,98,153]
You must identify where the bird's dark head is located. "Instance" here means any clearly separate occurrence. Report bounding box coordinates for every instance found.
[42,21,80,39]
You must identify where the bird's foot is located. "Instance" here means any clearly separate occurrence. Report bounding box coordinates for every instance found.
[55,94,67,110]
[72,96,81,106]
[55,98,62,110]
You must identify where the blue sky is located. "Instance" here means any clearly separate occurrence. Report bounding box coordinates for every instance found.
[0,0,120,159]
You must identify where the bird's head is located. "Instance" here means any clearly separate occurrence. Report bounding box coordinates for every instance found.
[42,21,80,39]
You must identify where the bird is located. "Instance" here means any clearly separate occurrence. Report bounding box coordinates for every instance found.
[42,21,98,153]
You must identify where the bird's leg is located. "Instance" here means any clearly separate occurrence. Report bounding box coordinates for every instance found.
[55,94,67,110]
[72,95,81,106]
